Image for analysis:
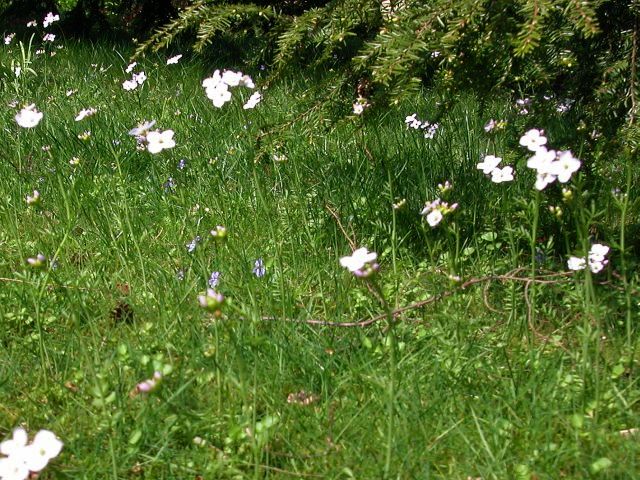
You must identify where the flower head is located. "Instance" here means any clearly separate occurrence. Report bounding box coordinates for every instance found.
[4,33,15,45]
[122,79,137,91]
[426,209,443,227]
[26,190,40,207]
[167,54,182,65]
[43,33,55,42]
[146,129,175,154]
[340,247,379,278]
[567,256,586,271]
[210,225,227,241]
[519,128,547,152]
[75,107,97,121]
[208,271,221,288]
[43,12,60,28]
[27,254,46,269]
[15,104,43,128]
[549,150,581,183]
[243,92,262,110]
[205,83,232,108]
[198,289,225,313]
[253,258,266,278]
[476,154,502,175]
[490,165,514,183]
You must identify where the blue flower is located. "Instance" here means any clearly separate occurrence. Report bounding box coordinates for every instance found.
[186,236,201,253]
[208,271,221,288]
[177,158,187,170]
[253,258,266,278]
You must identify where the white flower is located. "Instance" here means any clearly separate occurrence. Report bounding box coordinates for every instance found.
[43,12,60,28]
[15,104,43,128]
[221,70,243,87]
[519,128,547,152]
[22,430,63,472]
[43,33,55,42]
[426,209,443,227]
[202,70,222,89]
[405,113,417,125]
[0,428,28,457]
[122,79,137,91]
[548,150,581,183]
[490,165,514,183]
[484,119,497,132]
[534,172,557,191]
[27,20,37,27]
[476,154,502,174]
[125,62,137,73]
[26,190,40,206]
[75,107,97,121]
[353,102,364,115]
[243,92,262,110]
[340,247,378,277]
[526,147,556,173]
[239,74,255,88]
[133,71,147,85]
[0,454,29,480]
[589,243,609,259]
[4,33,15,45]
[14,66,21,77]
[128,120,156,137]
[146,129,176,154]
[206,83,232,108]
[567,256,586,271]
[167,54,182,65]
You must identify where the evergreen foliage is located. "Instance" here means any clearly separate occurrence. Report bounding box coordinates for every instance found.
[134,0,639,155]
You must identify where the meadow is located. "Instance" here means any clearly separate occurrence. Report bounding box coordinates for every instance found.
[1,26,639,479]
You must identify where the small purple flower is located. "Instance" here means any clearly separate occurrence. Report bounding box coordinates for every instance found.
[177,158,187,170]
[176,269,185,280]
[208,271,220,288]
[253,258,266,278]
[186,236,201,253]
[163,176,176,193]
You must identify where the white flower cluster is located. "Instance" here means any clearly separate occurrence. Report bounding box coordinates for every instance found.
[352,96,370,115]
[420,198,458,227]
[0,427,63,480]
[405,113,440,138]
[128,120,175,154]
[75,107,97,121]
[339,247,379,278]
[477,154,514,184]
[202,69,257,108]
[43,12,60,28]
[15,104,43,128]
[568,244,609,274]
[43,33,55,43]
[520,129,581,190]
[122,63,147,91]
[166,54,182,65]
[4,33,14,45]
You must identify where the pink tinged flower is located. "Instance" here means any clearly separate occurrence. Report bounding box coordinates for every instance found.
[135,371,162,394]
[4,33,15,45]
[128,119,156,137]
[198,289,225,312]
[549,150,581,183]
[206,83,232,108]
[42,12,59,28]
[567,256,586,271]
[490,165,514,183]
[43,33,55,42]
[519,128,547,152]
[122,79,137,91]
[535,172,557,191]
[166,54,182,65]
[15,104,43,128]
[484,119,497,132]
[125,62,137,73]
[146,129,176,154]
[243,92,262,110]
[426,209,443,227]
[27,20,37,27]
[27,254,47,268]
[133,71,146,85]
[588,243,610,273]
[75,107,97,121]
[476,154,502,174]
[340,247,379,277]
[526,147,556,173]
[26,190,40,206]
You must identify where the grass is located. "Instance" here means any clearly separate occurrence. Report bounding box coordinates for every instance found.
[0,36,639,479]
